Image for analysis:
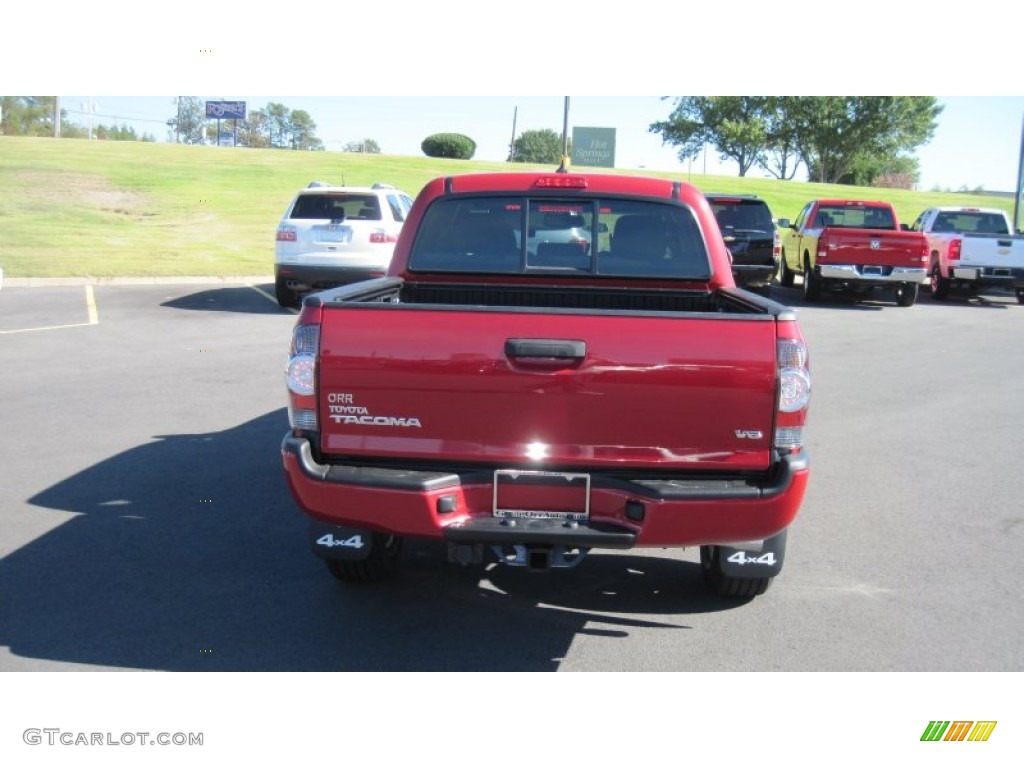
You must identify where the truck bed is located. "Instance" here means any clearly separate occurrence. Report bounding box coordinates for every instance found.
[315,276,783,315]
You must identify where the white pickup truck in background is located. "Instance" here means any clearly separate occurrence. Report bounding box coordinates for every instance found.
[911,206,1024,302]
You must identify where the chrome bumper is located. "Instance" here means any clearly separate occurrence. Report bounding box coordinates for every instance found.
[818,264,928,284]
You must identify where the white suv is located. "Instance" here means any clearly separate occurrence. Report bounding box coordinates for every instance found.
[274,182,414,307]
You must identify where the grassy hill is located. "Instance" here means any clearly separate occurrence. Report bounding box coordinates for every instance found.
[1,136,1018,278]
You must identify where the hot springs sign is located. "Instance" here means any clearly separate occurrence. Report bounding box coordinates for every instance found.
[571,127,616,169]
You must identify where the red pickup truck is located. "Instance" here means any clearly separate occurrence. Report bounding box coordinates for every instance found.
[282,171,812,598]
[778,199,929,306]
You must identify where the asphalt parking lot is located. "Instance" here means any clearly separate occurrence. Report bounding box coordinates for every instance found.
[1,280,1022,671]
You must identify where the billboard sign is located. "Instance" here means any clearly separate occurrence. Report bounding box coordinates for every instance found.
[571,127,616,168]
[206,101,246,120]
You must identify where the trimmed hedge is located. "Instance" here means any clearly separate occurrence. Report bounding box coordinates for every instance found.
[421,133,476,160]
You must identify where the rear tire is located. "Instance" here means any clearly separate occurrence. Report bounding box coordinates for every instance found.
[802,255,821,302]
[325,534,403,583]
[779,251,795,287]
[700,545,772,598]
[275,277,300,309]
[896,282,919,307]
[930,265,950,300]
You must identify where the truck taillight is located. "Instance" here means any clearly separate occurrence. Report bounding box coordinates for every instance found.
[949,238,962,261]
[277,228,297,242]
[287,324,320,431]
[775,337,810,452]
[773,230,781,260]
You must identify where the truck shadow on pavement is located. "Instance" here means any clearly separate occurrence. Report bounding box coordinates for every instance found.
[4,409,736,672]
[769,286,887,311]
[160,284,292,315]
[922,291,1016,309]
[772,284,1017,310]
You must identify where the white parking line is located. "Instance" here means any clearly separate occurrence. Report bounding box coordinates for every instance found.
[0,285,100,335]
[245,283,297,313]
[85,285,99,325]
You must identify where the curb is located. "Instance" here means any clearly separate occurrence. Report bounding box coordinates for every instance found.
[3,276,274,287]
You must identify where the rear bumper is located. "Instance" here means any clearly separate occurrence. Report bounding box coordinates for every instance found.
[818,264,928,284]
[951,265,1024,286]
[732,264,777,287]
[275,264,387,289]
[282,435,810,548]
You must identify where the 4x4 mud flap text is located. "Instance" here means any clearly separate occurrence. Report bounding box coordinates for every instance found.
[310,521,372,560]
[715,529,787,578]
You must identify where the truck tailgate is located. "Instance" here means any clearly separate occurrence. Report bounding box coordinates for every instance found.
[826,229,925,267]
[959,234,1024,269]
[318,306,778,472]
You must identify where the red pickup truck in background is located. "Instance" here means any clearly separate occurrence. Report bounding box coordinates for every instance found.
[282,171,812,599]
[778,199,929,306]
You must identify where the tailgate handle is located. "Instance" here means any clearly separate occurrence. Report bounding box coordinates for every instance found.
[997,239,1012,247]
[505,338,586,361]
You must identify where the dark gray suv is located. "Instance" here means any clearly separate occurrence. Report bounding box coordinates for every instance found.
[705,194,780,295]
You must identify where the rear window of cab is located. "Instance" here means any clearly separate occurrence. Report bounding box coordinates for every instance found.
[408,196,711,279]
[709,199,774,233]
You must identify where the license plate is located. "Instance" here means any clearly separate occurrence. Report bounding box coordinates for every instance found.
[314,225,352,243]
[953,267,978,280]
[493,470,590,522]
[862,265,883,275]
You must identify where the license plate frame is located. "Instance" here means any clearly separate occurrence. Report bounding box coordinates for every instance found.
[492,470,591,522]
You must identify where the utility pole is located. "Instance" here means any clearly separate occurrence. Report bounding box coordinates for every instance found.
[82,98,98,139]
[1014,111,1024,234]
[560,96,570,170]
[53,96,60,138]
[508,106,517,162]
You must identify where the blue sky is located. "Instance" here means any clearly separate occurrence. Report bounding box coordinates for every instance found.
[9,3,1020,196]
[57,95,1024,192]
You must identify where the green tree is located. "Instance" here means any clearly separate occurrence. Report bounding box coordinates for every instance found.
[287,109,322,150]
[421,133,476,159]
[170,97,212,144]
[238,109,271,148]
[842,153,920,189]
[650,97,772,177]
[792,97,942,184]
[93,123,153,141]
[509,128,566,164]
[758,96,803,181]
[1,96,60,136]
[266,102,291,148]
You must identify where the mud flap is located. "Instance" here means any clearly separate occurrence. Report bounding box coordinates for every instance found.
[310,521,372,561]
[715,529,787,579]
